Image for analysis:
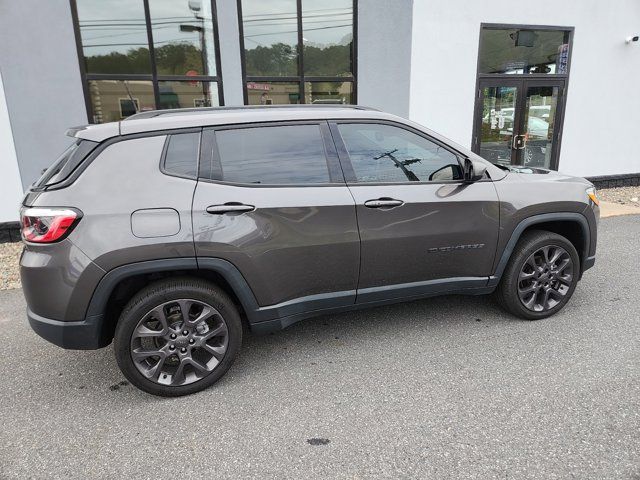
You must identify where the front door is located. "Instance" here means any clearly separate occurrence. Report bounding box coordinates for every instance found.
[474,78,565,169]
[330,121,500,300]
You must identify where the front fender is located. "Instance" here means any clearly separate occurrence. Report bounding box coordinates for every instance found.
[488,212,592,287]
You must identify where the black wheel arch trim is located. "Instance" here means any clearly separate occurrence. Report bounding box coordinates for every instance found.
[488,212,592,287]
[85,257,268,322]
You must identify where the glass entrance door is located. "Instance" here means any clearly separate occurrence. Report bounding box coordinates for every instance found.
[521,83,562,168]
[475,79,565,169]
[477,81,520,167]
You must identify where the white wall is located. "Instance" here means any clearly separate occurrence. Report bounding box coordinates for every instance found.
[216,0,245,106]
[0,0,88,190]
[358,0,414,117]
[410,0,640,177]
[0,70,23,222]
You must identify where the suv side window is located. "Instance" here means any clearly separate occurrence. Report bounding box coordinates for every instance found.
[214,124,331,184]
[337,123,463,183]
[162,132,200,178]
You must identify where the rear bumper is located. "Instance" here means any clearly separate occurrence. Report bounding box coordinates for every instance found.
[27,309,109,350]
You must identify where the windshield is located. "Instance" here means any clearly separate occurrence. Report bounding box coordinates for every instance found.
[34,139,98,189]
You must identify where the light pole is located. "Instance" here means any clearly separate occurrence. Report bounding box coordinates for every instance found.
[180,1,208,105]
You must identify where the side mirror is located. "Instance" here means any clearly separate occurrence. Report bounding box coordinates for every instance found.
[463,158,488,183]
[429,164,461,181]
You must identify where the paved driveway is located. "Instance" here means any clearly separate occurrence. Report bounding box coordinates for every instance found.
[0,216,638,479]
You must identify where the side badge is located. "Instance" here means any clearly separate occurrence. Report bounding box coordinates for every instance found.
[428,244,485,253]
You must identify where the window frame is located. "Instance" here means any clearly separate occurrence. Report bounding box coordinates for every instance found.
[198,120,346,187]
[328,119,471,186]
[236,0,357,105]
[70,0,225,123]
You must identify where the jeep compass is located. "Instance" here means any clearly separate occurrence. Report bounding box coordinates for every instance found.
[20,106,599,396]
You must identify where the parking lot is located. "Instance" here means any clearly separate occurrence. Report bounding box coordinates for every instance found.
[0,215,638,479]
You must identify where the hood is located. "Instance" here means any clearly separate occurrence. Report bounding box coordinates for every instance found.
[504,165,593,187]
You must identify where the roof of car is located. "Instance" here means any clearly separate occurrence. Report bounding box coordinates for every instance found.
[68,105,403,142]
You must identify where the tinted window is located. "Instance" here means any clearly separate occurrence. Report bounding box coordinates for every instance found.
[76,0,151,74]
[241,0,298,77]
[163,132,200,178]
[75,0,222,123]
[215,125,330,184]
[302,0,353,76]
[240,0,355,104]
[148,0,218,77]
[479,28,571,75]
[338,123,462,183]
[88,79,154,123]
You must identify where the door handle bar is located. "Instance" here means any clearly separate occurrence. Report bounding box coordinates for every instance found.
[206,203,255,214]
[364,198,404,208]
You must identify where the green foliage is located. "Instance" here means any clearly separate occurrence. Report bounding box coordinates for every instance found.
[245,43,297,76]
[84,40,353,78]
[85,43,206,76]
[303,43,352,76]
[154,43,206,75]
[85,47,151,74]
[244,42,352,77]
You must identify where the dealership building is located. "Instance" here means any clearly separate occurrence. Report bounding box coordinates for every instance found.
[1,0,639,228]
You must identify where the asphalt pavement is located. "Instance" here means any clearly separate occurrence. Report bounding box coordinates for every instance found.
[0,215,638,479]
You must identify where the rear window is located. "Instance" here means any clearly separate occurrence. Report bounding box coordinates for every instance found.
[35,139,98,188]
[214,125,330,184]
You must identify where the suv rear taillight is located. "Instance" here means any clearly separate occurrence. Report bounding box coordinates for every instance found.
[20,207,82,243]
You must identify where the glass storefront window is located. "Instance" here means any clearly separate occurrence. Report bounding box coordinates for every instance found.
[240,0,356,104]
[74,0,223,123]
[157,81,220,109]
[304,81,352,104]
[76,0,151,74]
[148,0,218,76]
[302,0,353,76]
[88,80,155,123]
[241,0,298,76]
[478,28,571,75]
[246,82,300,105]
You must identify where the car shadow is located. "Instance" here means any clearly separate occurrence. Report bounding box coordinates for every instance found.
[58,293,514,401]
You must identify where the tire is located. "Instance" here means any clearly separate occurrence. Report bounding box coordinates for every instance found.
[495,230,580,320]
[114,277,242,397]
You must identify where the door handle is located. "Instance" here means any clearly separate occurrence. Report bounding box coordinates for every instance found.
[206,203,255,214]
[364,198,404,208]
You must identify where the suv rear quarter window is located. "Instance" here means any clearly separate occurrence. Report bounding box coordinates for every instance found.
[162,132,200,178]
[213,124,331,185]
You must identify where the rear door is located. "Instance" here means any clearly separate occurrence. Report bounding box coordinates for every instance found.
[193,121,360,310]
[330,120,500,301]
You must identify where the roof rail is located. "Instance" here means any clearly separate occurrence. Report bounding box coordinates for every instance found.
[125,104,379,120]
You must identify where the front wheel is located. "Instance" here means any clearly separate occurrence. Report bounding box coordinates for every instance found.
[496,230,580,320]
[114,278,242,396]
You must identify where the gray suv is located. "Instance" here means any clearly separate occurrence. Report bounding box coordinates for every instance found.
[20,106,599,396]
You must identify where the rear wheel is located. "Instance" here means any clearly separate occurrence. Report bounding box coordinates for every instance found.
[114,277,242,396]
[496,230,580,320]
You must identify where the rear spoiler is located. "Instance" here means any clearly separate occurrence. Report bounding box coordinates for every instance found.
[65,125,87,138]
[65,122,120,142]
